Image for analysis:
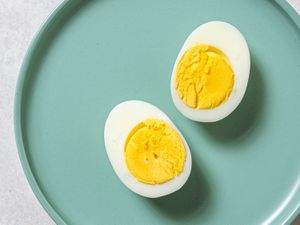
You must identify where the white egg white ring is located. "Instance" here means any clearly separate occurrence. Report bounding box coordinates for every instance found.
[104,100,192,198]
[171,21,251,122]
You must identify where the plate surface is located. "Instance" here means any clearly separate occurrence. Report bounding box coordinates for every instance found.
[15,0,300,224]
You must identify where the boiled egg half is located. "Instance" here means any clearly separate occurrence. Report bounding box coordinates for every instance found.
[171,21,250,122]
[104,100,192,198]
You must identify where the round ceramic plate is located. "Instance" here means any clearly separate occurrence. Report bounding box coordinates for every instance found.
[15,0,300,224]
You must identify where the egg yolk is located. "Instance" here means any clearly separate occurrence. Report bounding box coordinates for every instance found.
[175,44,234,109]
[124,119,186,184]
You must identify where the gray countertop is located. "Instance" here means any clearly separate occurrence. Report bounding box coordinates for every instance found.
[0,1,299,224]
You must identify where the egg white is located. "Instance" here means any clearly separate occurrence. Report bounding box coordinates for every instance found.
[171,21,251,122]
[104,100,192,198]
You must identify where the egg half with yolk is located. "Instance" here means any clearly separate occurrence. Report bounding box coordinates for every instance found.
[104,100,192,198]
[171,21,250,122]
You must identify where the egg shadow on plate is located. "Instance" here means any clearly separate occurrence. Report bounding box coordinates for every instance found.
[197,55,265,143]
[149,159,210,219]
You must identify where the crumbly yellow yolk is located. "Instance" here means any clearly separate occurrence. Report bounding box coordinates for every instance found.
[175,44,234,109]
[124,118,186,184]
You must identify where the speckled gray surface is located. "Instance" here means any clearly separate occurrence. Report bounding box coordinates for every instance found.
[0,1,60,224]
[0,1,299,225]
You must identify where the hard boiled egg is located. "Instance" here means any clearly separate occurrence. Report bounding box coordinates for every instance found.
[171,21,250,122]
[104,100,192,198]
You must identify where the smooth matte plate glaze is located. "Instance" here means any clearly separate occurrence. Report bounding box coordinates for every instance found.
[15,1,300,224]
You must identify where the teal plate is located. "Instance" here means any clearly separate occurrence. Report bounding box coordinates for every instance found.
[15,0,300,224]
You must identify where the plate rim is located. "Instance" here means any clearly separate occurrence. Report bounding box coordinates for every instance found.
[14,0,71,224]
[13,0,300,224]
